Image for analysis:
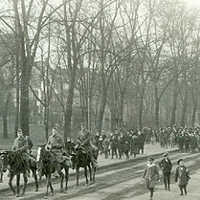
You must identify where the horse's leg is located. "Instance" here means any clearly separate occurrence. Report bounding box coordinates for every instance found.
[64,167,69,190]
[16,174,20,197]
[142,145,144,154]
[9,173,16,195]
[0,172,3,183]
[93,165,96,183]
[49,174,54,195]
[76,167,79,186]
[126,151,129,160]
[57,167,64,192]
[119,149,122,159]
[22,172,28,196]
[111,148,114,159]
[84,166,88,185]
[88,164,92,182]
[32,169,39,192]
[115,148,118,159]
[45,174,50,196]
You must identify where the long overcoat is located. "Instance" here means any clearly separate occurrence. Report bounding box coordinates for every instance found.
[175,166,190,186]
[143,163,159,188]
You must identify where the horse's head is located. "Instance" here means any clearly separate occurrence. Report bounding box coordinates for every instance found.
[0,151,11,172]
[37,144,52,164]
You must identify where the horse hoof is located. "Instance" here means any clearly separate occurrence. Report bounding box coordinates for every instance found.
[35,188,39,192]
[16,194,20,198]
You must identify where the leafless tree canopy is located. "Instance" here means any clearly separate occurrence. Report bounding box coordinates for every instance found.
[0,0,200,139]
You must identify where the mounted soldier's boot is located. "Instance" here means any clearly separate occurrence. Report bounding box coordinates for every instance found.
[25,160,30,177]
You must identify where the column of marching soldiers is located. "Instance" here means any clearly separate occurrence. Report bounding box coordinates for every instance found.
[0,124,200,193]
[95,125,200,159]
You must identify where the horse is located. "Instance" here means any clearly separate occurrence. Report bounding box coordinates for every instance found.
[69,143,98,186]
[0,150,38,197]
[37,145,70,196]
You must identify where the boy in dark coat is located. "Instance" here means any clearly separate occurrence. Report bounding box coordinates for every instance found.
[175,159,190,195]
[159,152,172,190]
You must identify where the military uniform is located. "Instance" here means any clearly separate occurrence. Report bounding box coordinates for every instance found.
[12,134,30,175]
[12,135,28,152]
[76,130,97,166]
[45,132,66,163]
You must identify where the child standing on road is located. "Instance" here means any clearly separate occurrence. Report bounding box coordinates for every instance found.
[175,159,190,196]
[143,157,160,200]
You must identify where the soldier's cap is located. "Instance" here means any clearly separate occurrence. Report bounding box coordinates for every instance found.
[177,159,183,165]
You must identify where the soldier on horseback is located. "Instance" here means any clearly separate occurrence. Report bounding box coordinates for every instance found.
[45,127,69,163]
[12,129,32,177]
[76,125,98,167]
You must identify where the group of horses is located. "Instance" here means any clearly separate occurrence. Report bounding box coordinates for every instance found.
[0,141,98,197]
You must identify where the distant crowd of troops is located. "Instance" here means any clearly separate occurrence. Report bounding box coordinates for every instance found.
[94,125,200,160]
[157,126,200,152]
[94,128,148,160]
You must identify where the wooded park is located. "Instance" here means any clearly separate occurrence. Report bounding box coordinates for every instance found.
[0,0,200,144]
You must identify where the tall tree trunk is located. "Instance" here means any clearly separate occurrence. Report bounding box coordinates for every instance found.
[154,84,160,129]
[64,68,76,140]
[2,93,10,139]
[15,56,20,137]
[180,81,188,127]
[20,62,30,136]
[170,74,178,127]
[14,1,20,138]
[79,83,85,124]
[110,106,116,132]
[191,99,198,127]
[96,89,107,134]
[119,93,125,128]
[138,87,145,130]
[44,105,49,141]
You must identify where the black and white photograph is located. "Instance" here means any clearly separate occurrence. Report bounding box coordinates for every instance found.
[0,0,200,199]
